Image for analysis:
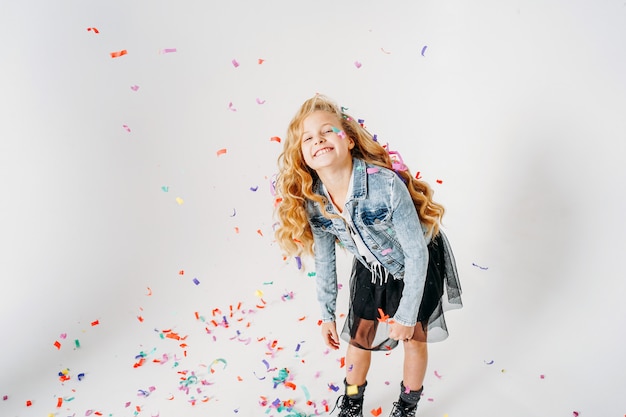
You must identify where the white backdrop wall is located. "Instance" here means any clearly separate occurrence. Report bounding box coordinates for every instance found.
[1,1,625,416]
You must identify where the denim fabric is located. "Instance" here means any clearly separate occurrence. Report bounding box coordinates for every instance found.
[306,158,429,327]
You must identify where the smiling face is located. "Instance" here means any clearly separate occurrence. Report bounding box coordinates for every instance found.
[300,110,354,173]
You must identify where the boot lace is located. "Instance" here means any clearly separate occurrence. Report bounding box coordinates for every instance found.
[389,400,417,417]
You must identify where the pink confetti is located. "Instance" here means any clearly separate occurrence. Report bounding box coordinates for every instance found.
[122,124,131,132]
[228,102,237,111]
[366,167,379,174]
[354,61,362,68]
[161,48,177,54]
[59,333,67,339]
[434,370,443,379]
[130,85,139,91]
[232,59,240,67]
[572,412,579,417]
[381,248,392,256]
[256,98,266,104]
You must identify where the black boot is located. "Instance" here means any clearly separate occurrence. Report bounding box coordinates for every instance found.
[388,398,417,417]
[332,394,364,417]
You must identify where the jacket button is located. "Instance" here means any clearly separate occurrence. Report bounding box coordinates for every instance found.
[386,260,393,264]
[371,245,379,249]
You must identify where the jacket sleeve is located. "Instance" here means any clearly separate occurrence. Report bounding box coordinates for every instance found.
[389,175,429,327]
[310,222,338,323]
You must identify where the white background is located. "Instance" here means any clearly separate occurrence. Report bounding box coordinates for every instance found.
[1,0,625,416]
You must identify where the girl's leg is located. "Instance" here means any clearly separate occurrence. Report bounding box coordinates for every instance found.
[402,340,428,390]
[345,343,371,385]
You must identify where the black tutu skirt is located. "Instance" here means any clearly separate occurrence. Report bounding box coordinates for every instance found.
[340,231,463,350]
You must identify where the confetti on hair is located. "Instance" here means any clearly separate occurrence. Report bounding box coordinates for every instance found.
[354,61,362,68]
[421,45,428,56]
[232,59,239,67]
[110,49,128,58]
[472,263,489,270]
[87,27,100,33]
[216,148,227,156]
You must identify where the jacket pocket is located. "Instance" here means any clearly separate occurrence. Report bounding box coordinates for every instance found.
[359,207,391,226]
[309,215,333,231]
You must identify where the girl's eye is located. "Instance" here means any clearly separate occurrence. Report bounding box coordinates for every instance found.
[324,130,333,134]
[303,137,312,142]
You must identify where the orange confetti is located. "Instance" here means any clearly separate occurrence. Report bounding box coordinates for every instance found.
[56,397,63,408]
[133,358,146,368]
[234,227,240,233]
[436,179,443,184]
[87,27,100,33]
[257,229,264,236]
[137,316,144,322]
[91,320,100,326]
[216,148,227,157]
[258,58,265,64]
[146,287,152,296]
[179,270,185,275]
[340,357,346,368]
[270,136,282,143]
[284,381,297,390]
[53,341,61,350]
[371,407,383,416]
[376,308,390,323]
[237,376,243,381]
[110,49,128,58]
[298,316,307,321]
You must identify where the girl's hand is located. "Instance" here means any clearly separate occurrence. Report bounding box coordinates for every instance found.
[388,321,415,342]
[321,321,340,350]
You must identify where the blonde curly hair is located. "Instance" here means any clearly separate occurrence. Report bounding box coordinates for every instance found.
[274,94,444,258]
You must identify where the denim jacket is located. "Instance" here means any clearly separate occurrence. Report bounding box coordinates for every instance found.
[306,158,429,327]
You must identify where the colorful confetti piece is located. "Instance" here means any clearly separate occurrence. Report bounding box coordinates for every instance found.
[110,50,128,58]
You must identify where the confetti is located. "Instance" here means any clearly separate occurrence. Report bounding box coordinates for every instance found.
[380,47,391,54]
[381,248,392,256]
[86,27,100,33]
[216,148,227,157]
[434,370,443,379]
[110,50,128,58]
[232,59,240,67]
[295,256,302,270]
[228,102,237,111]
[160,48,177,54]
[366,168,379,174]
[421,45,428,56]
[250,186,259,192]
[354,61,362,68]
[484,360,494,365]
[472,263,489,270]
[175,197,184,205]
[193,278,200,285]
[371,407,382,416]
[256,98,266,104]
[122,124,131,132]
[130,85,139,91]
[270,136,282,143]
[258,58,265,64]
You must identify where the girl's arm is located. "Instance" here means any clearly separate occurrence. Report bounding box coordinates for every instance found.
[389,175,429,327]
[310,224,339,323]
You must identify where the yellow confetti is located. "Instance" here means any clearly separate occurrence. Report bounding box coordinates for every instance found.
[176,197,184,205]
[346,384,358,396]
[255,289,264,298]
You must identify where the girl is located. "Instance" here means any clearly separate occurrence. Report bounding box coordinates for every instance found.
[274,95,462,417]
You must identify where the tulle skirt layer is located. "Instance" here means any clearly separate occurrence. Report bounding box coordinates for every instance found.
[340,231,463,350]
